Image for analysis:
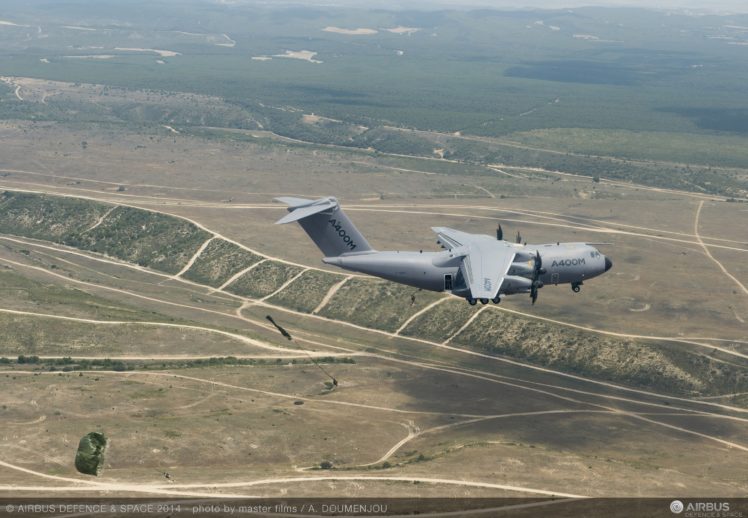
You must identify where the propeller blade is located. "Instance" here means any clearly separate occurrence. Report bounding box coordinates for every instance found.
[530,254,543,305]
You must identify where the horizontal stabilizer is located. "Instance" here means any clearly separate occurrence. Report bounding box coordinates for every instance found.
[275,196,317,208]
[274,195,373,256]
[275,197,338,224]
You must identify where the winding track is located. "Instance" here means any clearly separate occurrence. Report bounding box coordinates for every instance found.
[1,232,746,413]
[259,268,309,302]
[0,477,586,499]
[214,259,267,292]
[174,235,216,278]
[694,200,748,297]
[490,306,748,361]
[382,123,748,181]
[443,306,487,344]
[1,307,746,497]
[395,297,449,334]
[0,308,307,355]
[313,275,352,314]
[2,173,746,252]
[0,182,356,276]
[1,91,747,497]
[1,367,745,497]
[4,367,746,496]
[354,409,613,468]
[82,206,115,233]
[2,255,747,430]
[0,180,747,496]
[0,162,744,243]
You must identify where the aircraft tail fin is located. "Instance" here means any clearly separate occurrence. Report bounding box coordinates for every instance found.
[274,196,373,257]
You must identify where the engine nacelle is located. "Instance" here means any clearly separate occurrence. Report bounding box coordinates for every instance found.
[513,250,536,263]
[501,275,533,294]
[507,261,534,278]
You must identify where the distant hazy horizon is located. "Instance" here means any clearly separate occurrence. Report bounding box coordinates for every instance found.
[239,0,748,13]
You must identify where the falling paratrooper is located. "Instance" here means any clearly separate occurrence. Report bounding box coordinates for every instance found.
[266,315,338,387]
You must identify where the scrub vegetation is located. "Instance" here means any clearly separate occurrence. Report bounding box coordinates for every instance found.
[225,260,304,299]
[267,269,343,313]
[0,4,747,197]
[0,192,210,274]
[183,238,263,287]
[319,278,442,332]
[2,190,746,396]
[452,309,747,396]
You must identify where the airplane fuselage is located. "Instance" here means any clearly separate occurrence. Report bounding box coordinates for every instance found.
[275,196,612,305]
[323,241,611,300]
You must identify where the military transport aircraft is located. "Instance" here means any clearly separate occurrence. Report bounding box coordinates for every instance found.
[275,196,612,305]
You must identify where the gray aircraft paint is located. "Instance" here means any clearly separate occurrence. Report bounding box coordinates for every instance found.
[276,196,612,303]
[275,197,372,257]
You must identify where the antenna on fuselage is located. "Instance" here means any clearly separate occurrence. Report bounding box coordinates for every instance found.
[496,224,503,241]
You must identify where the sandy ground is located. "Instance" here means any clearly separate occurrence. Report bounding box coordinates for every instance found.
[0,82,745,499]
[323,26,378,35]
[273,50,322,64]
[114,47,181,57]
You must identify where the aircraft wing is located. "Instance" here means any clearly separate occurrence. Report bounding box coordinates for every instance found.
[432,227,516,300]
[432,226,474,250]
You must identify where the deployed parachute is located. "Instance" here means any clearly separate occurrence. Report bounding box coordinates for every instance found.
[75,432,108,476]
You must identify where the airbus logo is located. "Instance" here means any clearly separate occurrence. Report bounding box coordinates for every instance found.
[670,500,732,514]
[328,218,357,250]
[551,258,586,267]
[686,502,730,512]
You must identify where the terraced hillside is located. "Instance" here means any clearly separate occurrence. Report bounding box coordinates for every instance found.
[318,278,443,333]
[452,309,741,395]
[400,298,475,340]
[182,238,263,287]
[71,206,211,274]
[0,191,110,242]
[0,192,210,274]
[267,269,343,313]
[225,260,305,299]
[1,190,745,398]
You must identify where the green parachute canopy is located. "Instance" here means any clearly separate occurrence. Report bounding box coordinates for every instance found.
[75,432,107,476]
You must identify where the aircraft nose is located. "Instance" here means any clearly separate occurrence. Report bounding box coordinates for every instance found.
[604,256,613,272]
